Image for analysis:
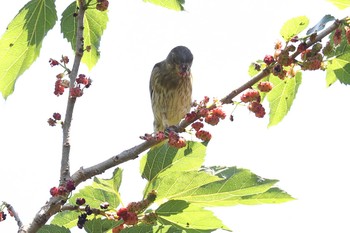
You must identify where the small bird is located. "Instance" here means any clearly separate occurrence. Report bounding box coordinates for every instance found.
[149,46,193,132]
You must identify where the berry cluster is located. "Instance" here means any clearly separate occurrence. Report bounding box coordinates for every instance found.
[186,96,226,142]
[110,190,157,232]
[47,112,62,127]
[77,213,88,229]
[50,56,92,97]
[50,180,75,197]
[74,198,112,229]
[168,131,187,148]
[260,21,350,81]
[240,88,268,118]
[96,0,109,11]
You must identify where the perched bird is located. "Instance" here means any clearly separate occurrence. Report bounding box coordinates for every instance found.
[149,46,193,132]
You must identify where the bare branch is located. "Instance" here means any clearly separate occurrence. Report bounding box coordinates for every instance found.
[3,202,23,229]
[60,0,87,185]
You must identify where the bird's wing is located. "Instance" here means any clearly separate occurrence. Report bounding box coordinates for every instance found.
[149,62,162,99]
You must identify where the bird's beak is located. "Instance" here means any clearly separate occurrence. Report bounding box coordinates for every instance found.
[177,63,190,77]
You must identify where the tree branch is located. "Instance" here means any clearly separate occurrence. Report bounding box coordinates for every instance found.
[3,202,23,229]
[60,0,86,185]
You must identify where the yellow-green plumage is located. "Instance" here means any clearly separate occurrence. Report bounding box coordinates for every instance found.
[150,46,193,131]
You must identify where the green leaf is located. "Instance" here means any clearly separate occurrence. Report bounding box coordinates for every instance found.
[140,141,207,181]
[177,166,278,206]
[50,211,80,229]
[327,0,350,9]
[237,187,295,205]
[37,225,70,233]
[326,52,350,85]
[144,170,221,202]
[120,224,183,233]
[51,169,122,228]
[306,14,335,35]
[0,0,57,99]
[91,168,123,195]
[267,72,302,127]
[248,60,266,77]
[70,178,122,209]
[280,16,309,41]
[143,0,185,11]
[156,200,230,232]
[84,218,122,233]
[61,0,108,70]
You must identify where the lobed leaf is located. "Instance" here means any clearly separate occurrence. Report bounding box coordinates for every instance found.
[0,0,57,99]
[144,170,221,202]
[61,0,108,70]
[177,166,279,206]
[267,72,302,127]
[280,16,309,41]
[156,200,230,232]
[143,0,185,11]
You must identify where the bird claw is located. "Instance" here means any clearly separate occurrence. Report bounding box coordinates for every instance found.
[164,125,178,137]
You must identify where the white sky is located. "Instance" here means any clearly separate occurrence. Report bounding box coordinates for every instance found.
[1,0,350,233]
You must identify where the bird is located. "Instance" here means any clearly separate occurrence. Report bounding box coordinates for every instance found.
[149,46,193,132]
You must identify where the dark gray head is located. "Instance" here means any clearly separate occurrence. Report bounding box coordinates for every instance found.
[166,46,193,77]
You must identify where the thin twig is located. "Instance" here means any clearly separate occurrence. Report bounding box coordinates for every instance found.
[3,202,23,229]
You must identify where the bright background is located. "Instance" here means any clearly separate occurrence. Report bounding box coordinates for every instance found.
[1,0,350,232]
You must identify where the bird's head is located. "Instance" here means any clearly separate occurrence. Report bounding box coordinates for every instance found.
[166,46,193,78]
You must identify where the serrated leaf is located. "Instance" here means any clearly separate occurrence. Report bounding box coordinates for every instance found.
[144,0,185,11]
[156,200,230,232]
[120,224,183,233]
[37,225,70,233]
[238,187,295,205]
[177,166,278,206]
[84,218,122,233]
[267,72,302,127]
[0,0,57,99]
[50,211,80,229]
[306,14,335,35]
[61,0,108,69]
[144,170,221,202]
[327,0,350,9]
[70,185,120,209]
[140,141,207,181]
[326,52,350,85]
[91,168,123,194]
[280,16,309,41]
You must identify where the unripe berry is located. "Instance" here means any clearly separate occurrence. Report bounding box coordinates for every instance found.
[185,111,197,122]
[191,121,204,131]
[205,114,219,126]
[297,42,307,53]
[333,28,342,46]
[257,81,273,92]
[195,130,212,141]
[240,89,260,103]
[263,55,275,65]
